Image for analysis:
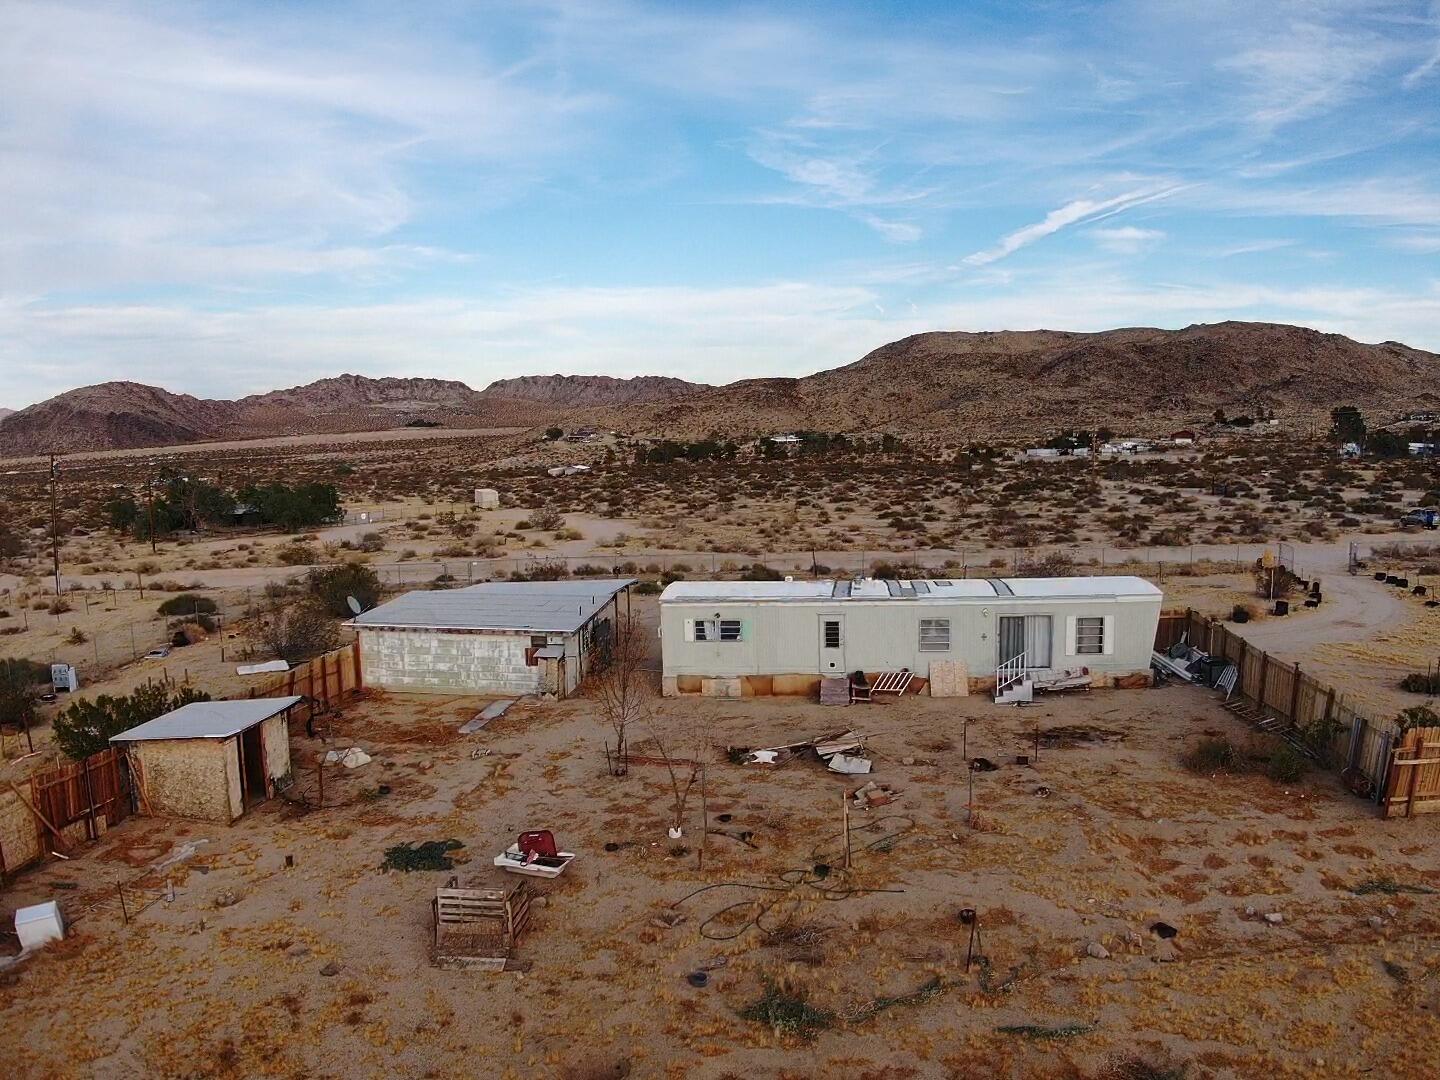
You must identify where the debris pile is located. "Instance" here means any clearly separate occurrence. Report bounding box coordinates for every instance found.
[383,839,466,872]
[850,781,902,809]
[739,730,874,773]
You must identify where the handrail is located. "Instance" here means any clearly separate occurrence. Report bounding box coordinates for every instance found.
[996,650,1028,694]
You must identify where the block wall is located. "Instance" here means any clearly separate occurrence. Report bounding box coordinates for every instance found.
[359,629,546,695]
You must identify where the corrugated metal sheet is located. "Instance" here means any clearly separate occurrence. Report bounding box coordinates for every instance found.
[110,696,303,742]
[351,579,635,633]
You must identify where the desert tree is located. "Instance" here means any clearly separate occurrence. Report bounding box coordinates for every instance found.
[645,711,709,838]
[593,613,652,776]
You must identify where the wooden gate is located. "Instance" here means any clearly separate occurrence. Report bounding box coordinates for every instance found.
[1383,725,1440,818]
[32,747,132,839]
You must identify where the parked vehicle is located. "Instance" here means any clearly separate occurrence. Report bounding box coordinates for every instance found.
[1400,507,1439,529]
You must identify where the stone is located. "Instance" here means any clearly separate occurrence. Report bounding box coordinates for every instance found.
[1384,904,1399,918]
[1244,906,1257,917]
[214,890,240,909]
[1153,940,1178,963]
[320,961,342,977]
[1086,942,1110,960]
[1125,931,1144,947]
[1263,912,1284,925]
[1137,806,1154,820]
[286,943,311,958]
[901,757,916,766]
[1368,916,1385,930]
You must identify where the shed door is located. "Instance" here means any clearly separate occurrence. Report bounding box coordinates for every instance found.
[818,614,845,675]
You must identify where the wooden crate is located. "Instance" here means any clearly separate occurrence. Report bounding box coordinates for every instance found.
[432,881,533,971]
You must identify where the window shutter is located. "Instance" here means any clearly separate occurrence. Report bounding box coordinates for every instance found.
[683,619,695,642]
[1064,616,1077,656]
[1102,614,1115,656]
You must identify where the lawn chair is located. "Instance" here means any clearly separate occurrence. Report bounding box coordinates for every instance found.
[494,830,576,879]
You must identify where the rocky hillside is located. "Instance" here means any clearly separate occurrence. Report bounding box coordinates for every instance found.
[242,374,482,412]
[611,322,1440,438]
[481,374,708,406]
[3,322,1436,455]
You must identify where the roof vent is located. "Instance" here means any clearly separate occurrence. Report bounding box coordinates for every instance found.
[784,575,794,582]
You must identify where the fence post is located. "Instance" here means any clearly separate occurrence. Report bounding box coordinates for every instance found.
[1289,663,1302,726]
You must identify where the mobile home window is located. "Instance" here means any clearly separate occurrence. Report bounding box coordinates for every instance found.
[918,618,950,652]
[692,618,743,643]
[1075,616,1105,654]
[822,619,842,648]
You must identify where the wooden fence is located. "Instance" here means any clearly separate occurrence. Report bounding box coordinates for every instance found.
[1,748,130,877]
[1158,608,1405,814]
[246,641,363,714]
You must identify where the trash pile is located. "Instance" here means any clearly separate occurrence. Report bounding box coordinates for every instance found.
[1151,639,1233,689]
[382,839,466,872]
[737,730,874,773]
[850,780,902,809]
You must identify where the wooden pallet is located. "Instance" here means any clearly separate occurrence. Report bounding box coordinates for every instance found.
[433,880,533,971]
[1222,700,1318,759]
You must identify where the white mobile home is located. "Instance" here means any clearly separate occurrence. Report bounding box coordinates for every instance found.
[350,580,634,697]
[659,576,1162,700]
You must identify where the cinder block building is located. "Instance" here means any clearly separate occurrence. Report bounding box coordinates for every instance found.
[349,580,635,697]
[659,576,1162,701]
[110,697,300,823]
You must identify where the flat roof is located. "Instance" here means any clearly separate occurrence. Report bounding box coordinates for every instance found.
[110,696,302,743]
[661,575,1160,604]
[350,579,635,634]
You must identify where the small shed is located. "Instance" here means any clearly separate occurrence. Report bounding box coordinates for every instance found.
[350,580,634,697]
[110,697,301,823]
[473,488,500,509]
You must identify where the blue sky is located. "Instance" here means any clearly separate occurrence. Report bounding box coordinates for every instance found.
[2,0,1439,407]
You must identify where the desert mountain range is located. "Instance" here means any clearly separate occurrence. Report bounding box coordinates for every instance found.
[2,321,1436,455]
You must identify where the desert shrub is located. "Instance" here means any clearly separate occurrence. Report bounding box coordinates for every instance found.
[253,599,340,663]
[157,593,217,617]
[357,531,385,553]
[1400,672,1440,694]
[526,505,564,532]
[1181,736,1243,773]
[275,542,318,566]
[1264,743,1309,783]
[65,626,87,645]
[54,682,211,760]
[633,580,662,595]
[572,563,608,576]
[740,563,785,581]
[308,563,382,617]
[510,560,569,582]
[0,659,46,731]
[47,598,72,615]
[1396,705,1440,732]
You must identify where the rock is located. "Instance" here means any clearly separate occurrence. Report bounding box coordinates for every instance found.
[1368,916,1385,930]
[1384,904,1399,918]
[1263,912,1284,925]
[214,890,240,909]
[1244,906,1257,917]
[1125,931,1144,947]
[1153,940,1178,963]
[1137,805,1154,820]
[1086,941,1110,959]
[319,961,342,977]
[900,756,916,766]
[286,943,311,958]
[532,896,549,909]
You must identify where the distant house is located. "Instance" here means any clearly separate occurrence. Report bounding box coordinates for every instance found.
[1170,430,1198,444]
[767,434,801,444]
[229,503,263,527]
[1408,442,1439,458]
[563,428,600,443]
[546,464,592,477]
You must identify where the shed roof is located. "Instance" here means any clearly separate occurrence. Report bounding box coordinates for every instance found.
[110,696,302,743]
[661,576,1160,604]
[350,579,635,634]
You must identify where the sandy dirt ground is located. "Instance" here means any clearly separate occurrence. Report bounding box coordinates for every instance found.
[3,679,1439,1079]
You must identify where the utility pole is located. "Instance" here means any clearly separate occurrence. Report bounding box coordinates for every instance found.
[49,455,61,595]
[147,474,158,554]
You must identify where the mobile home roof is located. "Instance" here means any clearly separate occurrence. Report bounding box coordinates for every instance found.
[660,576,1159,604]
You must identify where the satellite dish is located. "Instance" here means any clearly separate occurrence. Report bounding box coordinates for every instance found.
[346,595,364,615]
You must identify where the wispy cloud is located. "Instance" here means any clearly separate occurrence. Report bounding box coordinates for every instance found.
[1087,226,1165,255]
[963,187,1182,266]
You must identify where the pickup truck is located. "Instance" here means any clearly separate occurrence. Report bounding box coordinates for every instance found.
[1401,507,1439,529]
